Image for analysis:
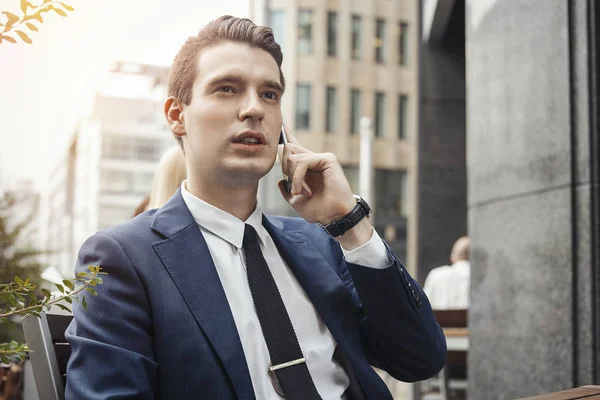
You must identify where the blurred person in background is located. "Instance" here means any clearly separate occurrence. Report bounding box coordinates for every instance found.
[132,146,186,217]
[65,15,446,399]
[423,236,471,310]
[147,145,187,210]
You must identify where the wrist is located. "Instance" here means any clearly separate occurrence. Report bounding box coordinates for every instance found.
[336,219,374,250]
[323,195,372,239]
[322,196,357,226]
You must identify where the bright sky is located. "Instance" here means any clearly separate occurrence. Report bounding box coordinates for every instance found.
[0,0,249,187]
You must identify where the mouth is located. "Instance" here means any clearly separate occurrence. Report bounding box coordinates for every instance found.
[232,131,267,146]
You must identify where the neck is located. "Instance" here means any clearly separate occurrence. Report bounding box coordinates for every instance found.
[186,174,259,221]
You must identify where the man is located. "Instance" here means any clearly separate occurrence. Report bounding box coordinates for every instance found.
[65,16,446,399]
[423,237,471,310]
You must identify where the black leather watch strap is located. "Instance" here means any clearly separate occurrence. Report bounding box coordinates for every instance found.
[324,196,372,237]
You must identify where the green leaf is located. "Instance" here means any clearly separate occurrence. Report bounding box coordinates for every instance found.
[77,272,90,278]
[41,288,51,299]
[81,296,88,311]
[6,294,17,307]
[26,22,38,31]
[59,2,75,11]
[56,284,64,293]
[94,277,104,284]
[14,276,24,286]
[56,303,71,312]
[63,280,74,291]
[85,288,97,296]
[64,296,72,304]
[15,30,32,44]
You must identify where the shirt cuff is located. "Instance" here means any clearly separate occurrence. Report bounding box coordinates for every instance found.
[341,228,393,269]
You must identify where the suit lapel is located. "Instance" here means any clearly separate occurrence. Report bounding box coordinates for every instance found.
[151,191,254,400]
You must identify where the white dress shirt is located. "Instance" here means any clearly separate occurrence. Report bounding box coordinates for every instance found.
[180,182,390,400]
[423,260,470,309]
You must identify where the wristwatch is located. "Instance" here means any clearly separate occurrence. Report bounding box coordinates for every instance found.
[324,195,372,237]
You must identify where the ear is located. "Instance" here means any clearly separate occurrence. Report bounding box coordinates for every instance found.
[164,97,186,137]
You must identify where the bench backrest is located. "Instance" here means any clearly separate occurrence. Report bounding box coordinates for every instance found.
[21,312,73,400]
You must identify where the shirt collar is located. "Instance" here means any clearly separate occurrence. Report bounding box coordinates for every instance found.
[453,260,470,270]
[180,181,268,249]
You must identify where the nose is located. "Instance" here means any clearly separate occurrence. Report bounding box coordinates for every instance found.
[239,91,265,121]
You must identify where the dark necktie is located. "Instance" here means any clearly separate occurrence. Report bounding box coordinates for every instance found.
[242,224,322,400]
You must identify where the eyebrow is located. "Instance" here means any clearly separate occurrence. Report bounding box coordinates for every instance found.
[204,73,285,94]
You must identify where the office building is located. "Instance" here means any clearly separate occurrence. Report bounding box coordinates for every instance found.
[40,62,173,277]
[250,0,418,266]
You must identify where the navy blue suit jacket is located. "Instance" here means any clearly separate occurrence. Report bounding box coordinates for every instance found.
[65,190,446,399]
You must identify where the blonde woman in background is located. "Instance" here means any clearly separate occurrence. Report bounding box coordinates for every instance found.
[148,145,187,209]
[133,145,186,217]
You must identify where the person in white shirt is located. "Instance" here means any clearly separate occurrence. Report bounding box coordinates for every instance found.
[423,236,471,310]
[65,15,447,400]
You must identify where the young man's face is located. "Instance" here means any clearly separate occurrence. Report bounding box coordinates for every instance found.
[181,41,284,186]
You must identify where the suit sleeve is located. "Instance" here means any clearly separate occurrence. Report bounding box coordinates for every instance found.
[341,241,447,382]
[65,232,156,399]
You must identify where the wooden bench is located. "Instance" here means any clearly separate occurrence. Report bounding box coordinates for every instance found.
[518,385,600,400]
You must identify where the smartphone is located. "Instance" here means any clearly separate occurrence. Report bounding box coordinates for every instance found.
[279,125,292,192]
[279,125,288,145]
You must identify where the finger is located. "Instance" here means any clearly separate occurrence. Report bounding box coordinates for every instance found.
[277,179,293,202]
[289,155,320,197]
[285,152,312,184]
[290,159,309,196]
[281,144,310,177]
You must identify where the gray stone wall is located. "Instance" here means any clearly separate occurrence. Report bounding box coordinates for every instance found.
[467,0,599,398]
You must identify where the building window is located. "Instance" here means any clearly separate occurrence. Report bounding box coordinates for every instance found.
[375,169,408,219]
[296,84,311,130]
[102,136,132,160]
[327,12,338,56]
[350,89,361,135]
[270,10,285,51]
[398,95,408,139]
[135,139,161,162]
[326,87,337,133]
[132,172,155,195]
[298,9,313,55]
[351,15,361,60]
[375,92,385,137]
[375,18,386,63]
[100,170,132,194]
[398,22,408,66]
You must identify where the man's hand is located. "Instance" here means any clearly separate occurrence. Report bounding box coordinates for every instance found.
[277,126,373,249]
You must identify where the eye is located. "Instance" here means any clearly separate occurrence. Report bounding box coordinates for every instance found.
[216,86,236,94]
[261,91,280,101]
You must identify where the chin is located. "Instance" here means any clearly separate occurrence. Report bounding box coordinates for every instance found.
[223,159,274,181]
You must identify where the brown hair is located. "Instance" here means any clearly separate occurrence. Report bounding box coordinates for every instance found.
[168,15,285,149]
